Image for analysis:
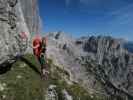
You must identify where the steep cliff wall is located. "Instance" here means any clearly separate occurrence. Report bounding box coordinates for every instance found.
[0,0,41,65]
[82,36,133,99]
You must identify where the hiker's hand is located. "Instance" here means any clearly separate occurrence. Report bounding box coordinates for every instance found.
[33,44,40,49]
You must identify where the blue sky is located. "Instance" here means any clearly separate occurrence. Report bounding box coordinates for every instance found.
[38,0,133,40]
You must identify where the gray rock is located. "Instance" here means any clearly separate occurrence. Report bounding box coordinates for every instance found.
[80,36,133,99]
[45,85,58,100]
[0,0,41,65]
[62,89,73,100]
[46,32,133,99]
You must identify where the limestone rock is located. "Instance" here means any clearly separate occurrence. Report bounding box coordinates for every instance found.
[46,32,133,99]
[0,0,41,65]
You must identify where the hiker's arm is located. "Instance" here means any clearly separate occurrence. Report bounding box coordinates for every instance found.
[33,44,40,49]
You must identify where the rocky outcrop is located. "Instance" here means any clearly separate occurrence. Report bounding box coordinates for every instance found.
[0,0,40,65]
[19,0,41,34]
[45,85,58,100]
[46,32,133,100]
[46,32,88,83]
[79,36,133,99]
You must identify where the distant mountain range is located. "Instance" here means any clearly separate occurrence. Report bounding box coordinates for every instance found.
[46,32,133,100]
[124,42,133,53]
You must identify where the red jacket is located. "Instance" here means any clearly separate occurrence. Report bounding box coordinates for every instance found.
[33,37,42,59]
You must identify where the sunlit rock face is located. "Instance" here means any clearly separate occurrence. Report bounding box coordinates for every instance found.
[82,36,133,99]
[0,0,41,65]
[46,32,133,99]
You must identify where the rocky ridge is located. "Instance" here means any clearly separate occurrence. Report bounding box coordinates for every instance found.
[46,32,133,99]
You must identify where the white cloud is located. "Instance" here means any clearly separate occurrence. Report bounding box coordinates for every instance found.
[110,4,133,16]
[106,4,133,40]
[65,0,71,6]
[108,4,133,25]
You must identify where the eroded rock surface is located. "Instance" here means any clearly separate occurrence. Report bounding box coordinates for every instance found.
[0,0,40,65]
[46,32,133,99]
[81,36,133,99]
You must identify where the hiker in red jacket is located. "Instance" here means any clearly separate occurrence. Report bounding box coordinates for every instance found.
[32,35,42,60]
[32,35,49,79]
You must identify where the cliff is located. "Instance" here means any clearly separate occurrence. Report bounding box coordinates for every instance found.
[0,0,41,66]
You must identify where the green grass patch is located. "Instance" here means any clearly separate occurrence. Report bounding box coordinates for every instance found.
[0,54,44,100]
[45,58,107,100]
[0,53,107,100]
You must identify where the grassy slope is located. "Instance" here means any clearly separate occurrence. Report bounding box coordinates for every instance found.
[0,54,44,100]
[44,56,106,100]
[0,54,106,100]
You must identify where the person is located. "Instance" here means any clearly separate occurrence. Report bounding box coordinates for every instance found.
[40,37,49,78]
[40,37,49,79]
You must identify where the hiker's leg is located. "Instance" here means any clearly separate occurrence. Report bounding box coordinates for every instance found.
[42,64,46,75]
[42,64,49,80]
[41,65,44,79]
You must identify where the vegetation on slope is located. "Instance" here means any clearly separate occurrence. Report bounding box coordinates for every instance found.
[0,54,106,100]
[0,54,44,100]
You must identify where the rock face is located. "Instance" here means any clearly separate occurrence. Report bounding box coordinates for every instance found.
[46,32,133,99]
[0,0,40,65]
[82,36,133,99]
[46,32,88,83]
[45,85,58,100]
